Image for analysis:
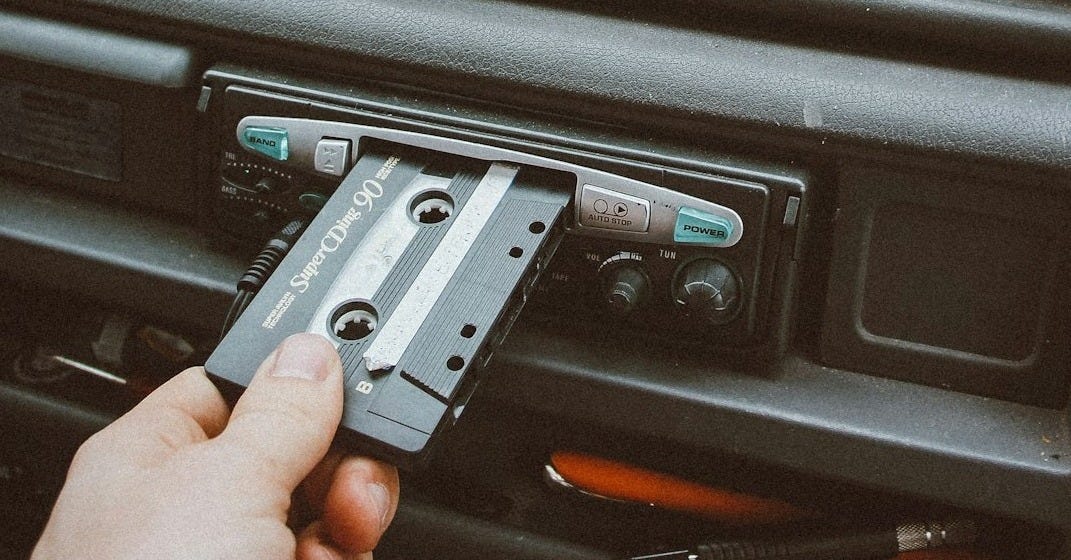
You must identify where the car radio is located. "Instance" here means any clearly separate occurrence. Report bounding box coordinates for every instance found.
[200,65,807,365]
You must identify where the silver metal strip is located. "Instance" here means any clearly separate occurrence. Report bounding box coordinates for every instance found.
[236,116,744,247]
[50,355,127,385]
[362,163,520,371]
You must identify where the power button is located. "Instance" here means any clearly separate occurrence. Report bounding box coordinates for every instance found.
[674,206,735,247]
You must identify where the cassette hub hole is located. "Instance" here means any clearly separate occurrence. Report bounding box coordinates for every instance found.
[330,302,379,341]
[460,324,477,338]
[447,356,466,371]
[410,191,455,224]
[529,221,546,234]
[509,247,523,258]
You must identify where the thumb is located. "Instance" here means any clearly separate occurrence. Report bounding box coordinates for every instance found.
[216,333,344,492]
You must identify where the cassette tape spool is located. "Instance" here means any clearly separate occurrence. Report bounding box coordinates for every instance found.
[207,141,571,467]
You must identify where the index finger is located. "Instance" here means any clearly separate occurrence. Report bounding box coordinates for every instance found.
[81,367,230,467]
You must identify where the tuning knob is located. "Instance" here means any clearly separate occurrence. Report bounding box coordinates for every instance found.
[673,259,741,325]
[599,253,649,316]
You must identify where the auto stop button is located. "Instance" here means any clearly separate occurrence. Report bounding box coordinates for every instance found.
[579,184,650,233]
[674,206,735,247]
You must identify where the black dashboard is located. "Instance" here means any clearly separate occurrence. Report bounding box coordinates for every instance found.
[1,1,1070,558]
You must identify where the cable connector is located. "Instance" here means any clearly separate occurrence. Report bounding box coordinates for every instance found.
[221,218,308,340]
[628,519,977,560]
[237,219,307,293]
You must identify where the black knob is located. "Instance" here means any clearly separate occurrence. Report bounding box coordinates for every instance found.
[603,266,649,315]
[253,176,280,194]
[673,259,741,325]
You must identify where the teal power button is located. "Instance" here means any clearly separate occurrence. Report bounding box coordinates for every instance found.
[674,207,734,246]
[241,127,289,161]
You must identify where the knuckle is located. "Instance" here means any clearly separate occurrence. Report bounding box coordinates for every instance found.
[224,403,328,476]
[69,430,112,473]
[153,405,210,451]
[238,401,325,440]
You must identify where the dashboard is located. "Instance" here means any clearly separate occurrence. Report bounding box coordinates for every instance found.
[1,1,1070,558]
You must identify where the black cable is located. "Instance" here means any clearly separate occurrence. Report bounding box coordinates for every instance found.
[627,519,976,560]
[220,289,252,340]
[221,290,246,330]
[220,219,308,341]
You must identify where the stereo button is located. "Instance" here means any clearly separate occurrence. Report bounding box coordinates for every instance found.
[241,127,289,161]
[299,192,329,212]
[579,185,650,233]
[674,206,735,247]
[314,138,351,176]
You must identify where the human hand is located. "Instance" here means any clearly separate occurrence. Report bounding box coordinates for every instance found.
[32,333,398,560]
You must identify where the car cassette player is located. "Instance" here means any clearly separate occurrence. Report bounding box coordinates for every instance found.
[202,70,808,465]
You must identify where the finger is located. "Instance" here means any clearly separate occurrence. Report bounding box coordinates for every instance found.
[290,451,346,529]
[216,333,344,492]
[296,522,373,560]
[80,367,229,465]
[298,450,346,519]
[322,456,400,553]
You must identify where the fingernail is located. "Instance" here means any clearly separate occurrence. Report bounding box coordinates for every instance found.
[367,482,391,530]
[270,333,333,381]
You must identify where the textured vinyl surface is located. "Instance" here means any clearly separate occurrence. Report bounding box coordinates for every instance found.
[13,0,1071,173]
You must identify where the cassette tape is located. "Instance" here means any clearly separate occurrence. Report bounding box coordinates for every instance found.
[206,141,570,467]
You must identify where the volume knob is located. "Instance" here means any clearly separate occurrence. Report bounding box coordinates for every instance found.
[673,259,741,325]
[605,266,649,315]
[598,252,649,316]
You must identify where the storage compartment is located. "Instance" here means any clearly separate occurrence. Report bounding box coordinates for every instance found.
[821,166,1071,407]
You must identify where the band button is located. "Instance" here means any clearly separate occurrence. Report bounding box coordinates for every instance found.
[241,126,289,161]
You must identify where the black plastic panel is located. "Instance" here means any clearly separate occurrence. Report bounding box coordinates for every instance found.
[538,0,1071,80]
[0,178,242,332]
[0,11,198,87]
[0,12,204,217]
[0,382,112,554]
[487,330,1071,528]
[378,501,613,560]
[821,166,1071,407]
[10,0,1071,176]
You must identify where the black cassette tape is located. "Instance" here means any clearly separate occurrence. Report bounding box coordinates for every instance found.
[207,142,570,467]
